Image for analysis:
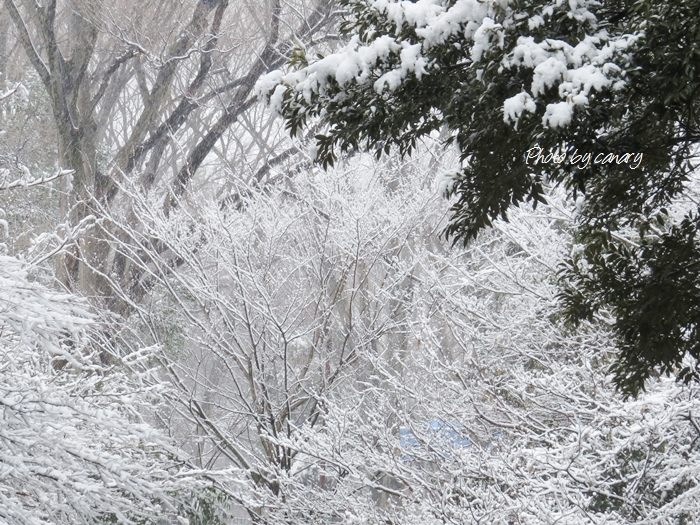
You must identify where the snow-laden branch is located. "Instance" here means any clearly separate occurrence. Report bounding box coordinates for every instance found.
[0,168,74,191]
[257,0,638,130]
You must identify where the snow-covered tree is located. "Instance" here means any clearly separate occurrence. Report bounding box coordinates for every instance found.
[95,142,700,523]
[94,147,450,521]
[3,3,698,523]
[255,187,700,525]
[1,0,336,306]
[258,0,700,396]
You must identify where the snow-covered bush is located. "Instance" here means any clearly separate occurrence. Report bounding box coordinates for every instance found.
[0,252,203,524]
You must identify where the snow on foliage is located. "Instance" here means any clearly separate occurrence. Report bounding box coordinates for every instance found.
[0,255,200,524]
[256,0,636,130]
[257,0,700,399]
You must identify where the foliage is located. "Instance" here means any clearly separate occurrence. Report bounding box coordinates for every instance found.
[258,0,700,396]
[3,1,700,522]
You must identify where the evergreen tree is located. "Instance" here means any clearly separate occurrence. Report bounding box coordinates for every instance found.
[257,0,700,396]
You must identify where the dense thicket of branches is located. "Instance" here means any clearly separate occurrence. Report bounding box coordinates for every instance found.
[95,151,700,523]
[0,252,209,524]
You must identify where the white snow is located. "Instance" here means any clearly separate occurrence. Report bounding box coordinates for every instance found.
[543,101,574,128]
[503,92,537,124]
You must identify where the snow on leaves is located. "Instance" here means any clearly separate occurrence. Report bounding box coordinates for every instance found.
[257,0,637,132]
[502,33,633,128]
